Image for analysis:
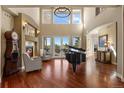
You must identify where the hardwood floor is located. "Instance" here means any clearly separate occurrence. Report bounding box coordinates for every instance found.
[1,56,124,88]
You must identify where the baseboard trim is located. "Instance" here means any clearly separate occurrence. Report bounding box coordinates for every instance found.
[121,78,124,82]
[18,66,25,72]
[116,72,122,78]
[116,72,124,82]
[112,62,117,65]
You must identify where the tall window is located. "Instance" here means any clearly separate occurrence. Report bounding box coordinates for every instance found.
[53,11,70,24]
[44,37,52,55]
[72,36,80,48]
[72,9,81,24]
[41,8,81,24]
[42,9,52,24]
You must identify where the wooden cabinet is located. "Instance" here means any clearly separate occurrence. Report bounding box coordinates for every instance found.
[95,51,111,64]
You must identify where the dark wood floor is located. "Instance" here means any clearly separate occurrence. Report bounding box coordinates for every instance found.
[1,56,124,88]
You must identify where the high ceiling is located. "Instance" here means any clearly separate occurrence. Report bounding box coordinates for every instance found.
[2,5,120,27]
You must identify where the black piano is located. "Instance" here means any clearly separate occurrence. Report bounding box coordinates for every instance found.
[65,45,86,72]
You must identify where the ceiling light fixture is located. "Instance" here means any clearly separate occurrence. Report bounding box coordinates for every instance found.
[54,7,71,18]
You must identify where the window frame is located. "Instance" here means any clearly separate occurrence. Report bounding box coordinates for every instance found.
[72,9,82,24]
[71,36,81,48]
[42,9,52,24]
[41,8,82,25]
[53,8,71,24]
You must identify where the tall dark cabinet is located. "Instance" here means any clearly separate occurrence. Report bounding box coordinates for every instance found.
[4,30,20,76]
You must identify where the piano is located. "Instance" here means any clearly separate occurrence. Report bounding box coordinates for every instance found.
[65,45,86,72]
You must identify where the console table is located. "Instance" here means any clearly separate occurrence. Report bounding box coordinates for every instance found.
[95,51,112,64]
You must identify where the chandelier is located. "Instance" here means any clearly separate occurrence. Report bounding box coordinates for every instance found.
[54,7,71,18]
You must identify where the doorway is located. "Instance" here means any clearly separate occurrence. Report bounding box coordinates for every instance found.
[53,36,69,58]
[87,22,117,65]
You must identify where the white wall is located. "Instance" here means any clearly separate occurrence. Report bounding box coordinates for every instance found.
[41,24,83,36]
[84,6,123,80]
[9,8,40,26]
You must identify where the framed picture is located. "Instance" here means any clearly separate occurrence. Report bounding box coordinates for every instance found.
[95,7,101,16]
[99,35,108,47]
[95,7,105,16]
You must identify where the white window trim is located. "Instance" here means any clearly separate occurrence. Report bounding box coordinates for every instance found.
[41,8,82,25]
[72,9,82,24]
[71,36,81,48]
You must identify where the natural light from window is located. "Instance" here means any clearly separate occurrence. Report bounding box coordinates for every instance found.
[72,9,81,24]
[53,14,70,24]
[42,8,81,24]
[42,9,52,24]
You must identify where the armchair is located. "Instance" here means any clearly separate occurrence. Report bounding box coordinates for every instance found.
[23,54,42,72]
